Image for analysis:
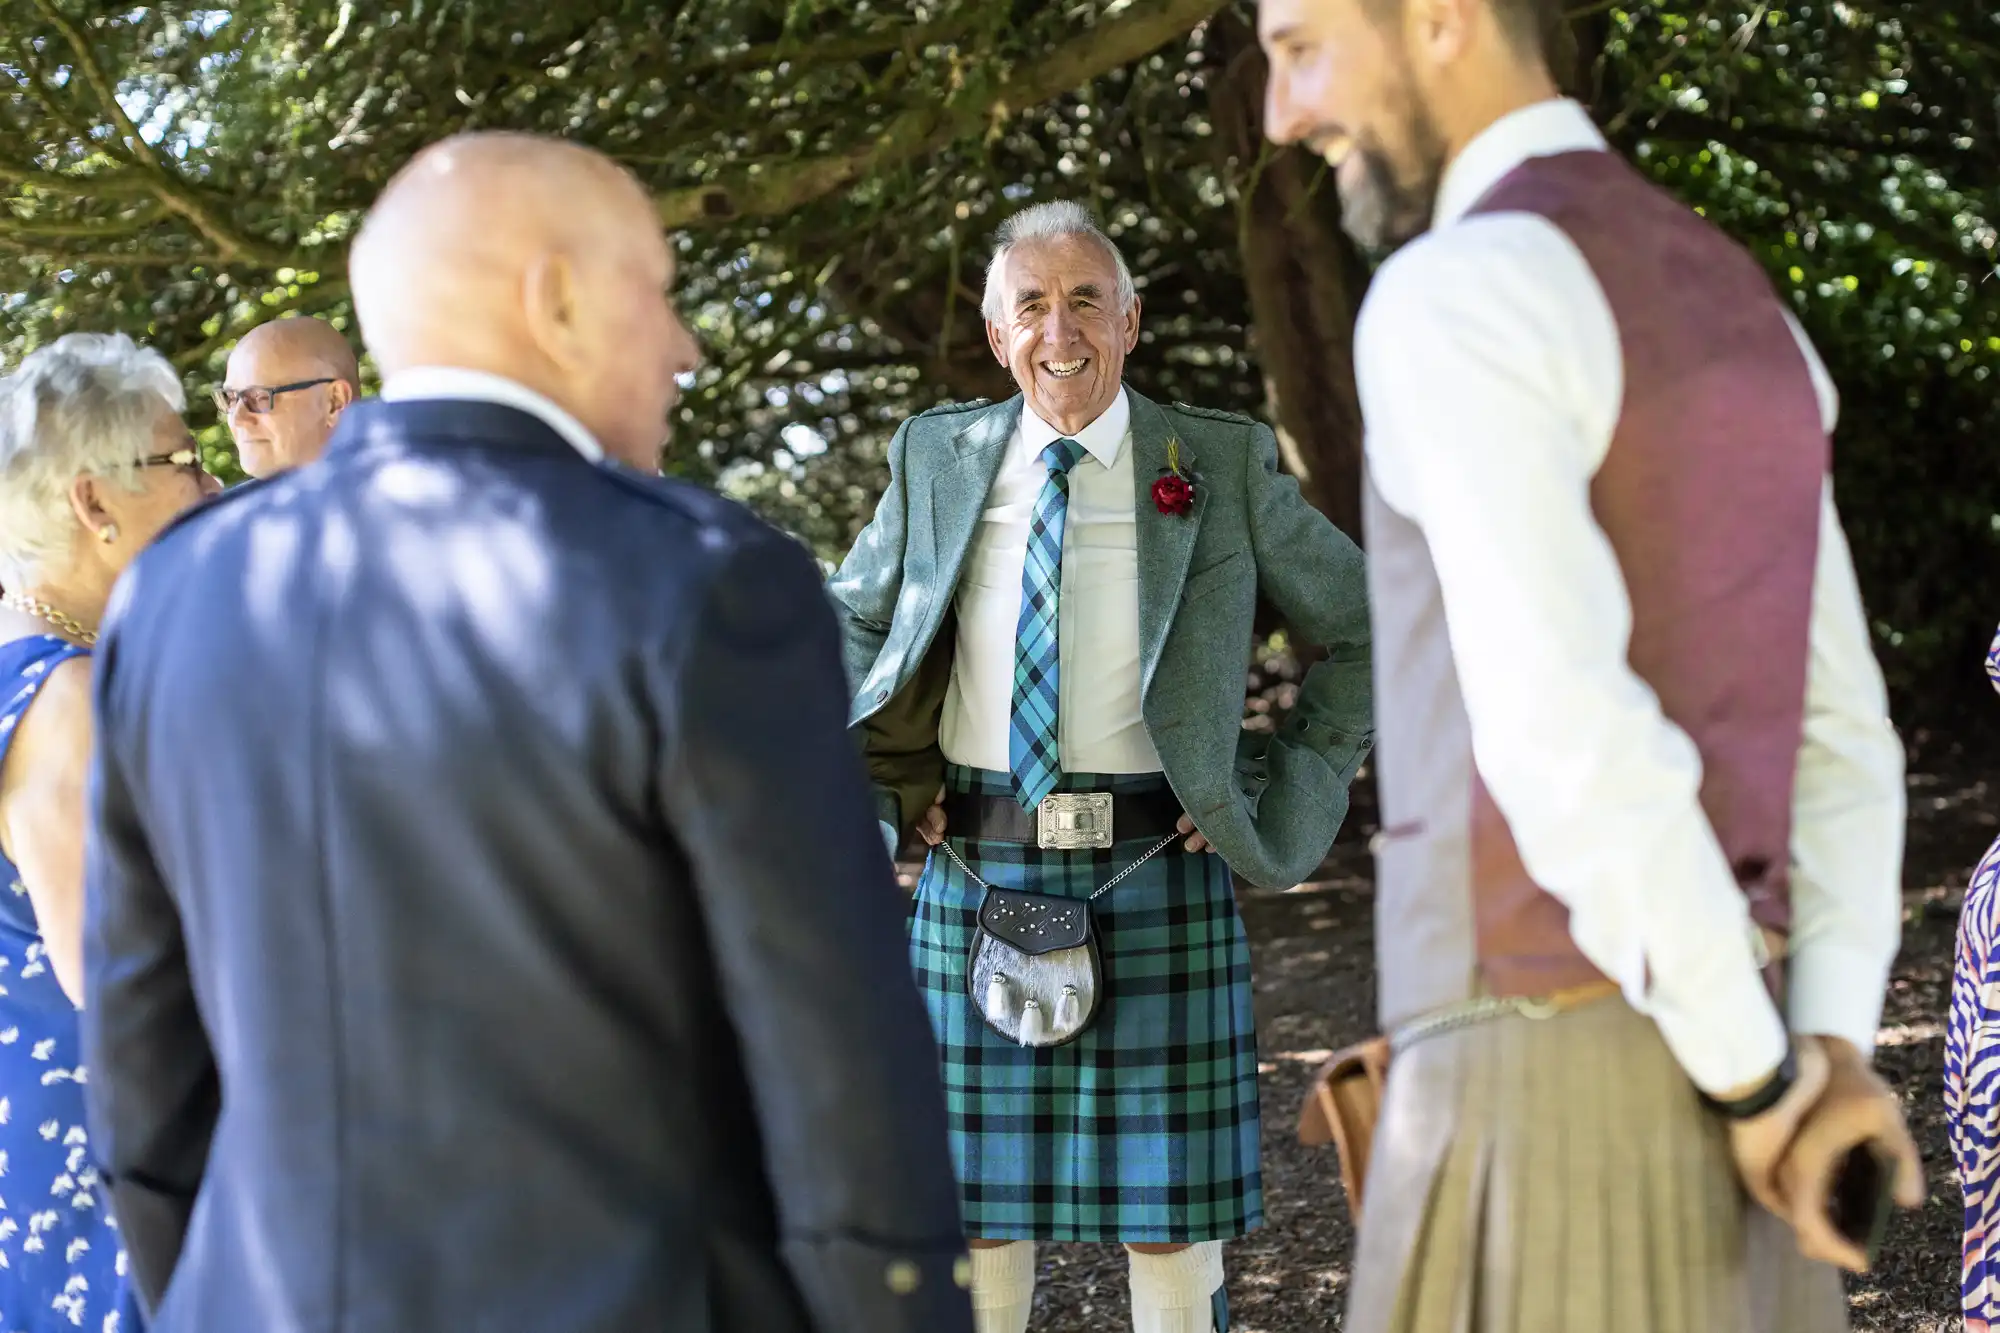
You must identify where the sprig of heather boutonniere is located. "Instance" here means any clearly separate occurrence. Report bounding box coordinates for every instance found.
[1151,436,1198,516]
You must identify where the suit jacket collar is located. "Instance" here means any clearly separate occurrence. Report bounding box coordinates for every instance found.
[379,367,605,461]
[328,397,599,465]
[929,395,1022,582]
[1127,389,1204,697]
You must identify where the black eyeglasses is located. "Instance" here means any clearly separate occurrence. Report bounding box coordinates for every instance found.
[135,447,215,486]
[211,378,335,415]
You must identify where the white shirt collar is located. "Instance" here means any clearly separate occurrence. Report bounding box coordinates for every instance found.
[379,367,605,463]
[1019,386,1130,470]
[1433,97,1607,228]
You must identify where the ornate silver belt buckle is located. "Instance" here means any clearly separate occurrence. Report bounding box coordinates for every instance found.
[1036,792,1114,850]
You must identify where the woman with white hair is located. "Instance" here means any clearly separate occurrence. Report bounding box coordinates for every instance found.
[0,332,216,1329]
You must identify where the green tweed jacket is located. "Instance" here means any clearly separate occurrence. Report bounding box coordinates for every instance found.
[827,388,1372,890]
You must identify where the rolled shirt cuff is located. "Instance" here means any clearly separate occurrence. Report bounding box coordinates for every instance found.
[1639,951,1790,1098]
[1787,938,1892,1058]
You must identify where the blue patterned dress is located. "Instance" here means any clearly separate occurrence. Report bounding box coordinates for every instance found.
[0,635,131,1331]
[1946,622,2000,1332]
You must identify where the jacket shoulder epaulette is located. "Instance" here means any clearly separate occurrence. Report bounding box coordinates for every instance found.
[912,397,992,420]
[1166,401,1259,427]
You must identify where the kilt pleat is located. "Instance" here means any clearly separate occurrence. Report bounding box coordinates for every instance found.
[1345,993,1846,1333]
[908,764,1263,1243]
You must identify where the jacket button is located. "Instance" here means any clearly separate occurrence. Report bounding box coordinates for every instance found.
[875,689,889,703]
[885,1259,922,1294]
[953,1255,973,1290]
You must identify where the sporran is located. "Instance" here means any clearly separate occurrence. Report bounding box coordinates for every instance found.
[940,831,1178,1049]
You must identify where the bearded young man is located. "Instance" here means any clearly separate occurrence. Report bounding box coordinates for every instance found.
[829,200,1372,1333]
[1257,0,1923,1330]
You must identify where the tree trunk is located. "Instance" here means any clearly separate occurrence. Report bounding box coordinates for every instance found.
[1207,7,1372,542]
[1558,6,1615,114]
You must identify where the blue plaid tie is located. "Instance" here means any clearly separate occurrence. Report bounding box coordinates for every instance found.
[1009,437,1087,810]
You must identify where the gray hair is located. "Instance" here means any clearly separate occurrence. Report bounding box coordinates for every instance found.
[981,200,1137,320]
[0,333,185,584]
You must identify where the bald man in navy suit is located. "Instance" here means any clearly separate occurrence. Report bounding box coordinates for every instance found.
[82,132,973,1333]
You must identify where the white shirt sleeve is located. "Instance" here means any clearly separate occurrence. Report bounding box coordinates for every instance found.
[1779,321,1906,1052]
[1355,215,1788,1095]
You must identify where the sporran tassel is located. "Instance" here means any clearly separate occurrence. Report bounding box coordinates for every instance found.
[1054,984,1081,1035]
[1019,998,1046,1046]
[986,973,1013,1028]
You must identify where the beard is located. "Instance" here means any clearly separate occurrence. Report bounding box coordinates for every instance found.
[1333,87,1447,253]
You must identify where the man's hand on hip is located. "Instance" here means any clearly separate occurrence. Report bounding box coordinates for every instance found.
[1771,1035,1925,1272]
[1174,814,1210,854]
[917,786,947,846]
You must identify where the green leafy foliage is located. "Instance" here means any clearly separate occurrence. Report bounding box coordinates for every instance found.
[1594,0,2000,727]
[1,0,1995,722]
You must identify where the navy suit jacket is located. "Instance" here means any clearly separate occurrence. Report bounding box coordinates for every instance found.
[81,399,973,1333]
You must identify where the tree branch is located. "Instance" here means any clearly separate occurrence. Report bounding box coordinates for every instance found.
[26,0,159,168]
[692,17,974,74]
[1638,107,1990,179]
[0,154,158,200]
[653,0,1226,230]
[0,202,165,238]
[26,0,294,268]
[7,37,100,146]
[1892,6,2000,67]
[0,232,190,267]
[170,277,354,371]
[136,172,297,268]
[1630,114,1989,271]
[775,346,955,380]
[0,197,164,233]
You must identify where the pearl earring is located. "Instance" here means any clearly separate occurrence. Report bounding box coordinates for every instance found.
[98,524,118,544]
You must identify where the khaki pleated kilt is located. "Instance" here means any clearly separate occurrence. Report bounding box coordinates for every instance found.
[1345,994,1847,1333]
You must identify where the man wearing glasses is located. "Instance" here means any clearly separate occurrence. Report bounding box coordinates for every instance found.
[215,315,361,477]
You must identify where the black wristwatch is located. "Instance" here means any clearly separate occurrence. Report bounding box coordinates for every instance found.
[1700,1043,1798,1120]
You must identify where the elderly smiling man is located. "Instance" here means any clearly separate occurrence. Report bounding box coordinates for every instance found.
[829,200,1373,1333]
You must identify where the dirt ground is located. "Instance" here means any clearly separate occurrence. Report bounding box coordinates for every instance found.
[981,743,1997,1332]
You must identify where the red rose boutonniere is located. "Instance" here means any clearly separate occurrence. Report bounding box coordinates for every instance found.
[1152,436,1198,516]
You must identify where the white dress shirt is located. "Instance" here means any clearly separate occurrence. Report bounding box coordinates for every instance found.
[1355,98,1906,1094]
[380,367,605,463]
[940,388,1162,775]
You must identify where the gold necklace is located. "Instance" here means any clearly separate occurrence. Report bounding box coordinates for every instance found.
[0,594,97,646]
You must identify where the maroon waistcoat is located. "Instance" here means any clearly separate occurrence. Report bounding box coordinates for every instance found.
[1365,149,1828,1026]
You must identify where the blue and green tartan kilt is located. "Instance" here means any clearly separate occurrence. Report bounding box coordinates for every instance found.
[908,764,1264,1243]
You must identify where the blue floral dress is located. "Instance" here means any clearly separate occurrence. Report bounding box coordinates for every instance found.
[0,635,131,1331]
[1945,622,2000,1332]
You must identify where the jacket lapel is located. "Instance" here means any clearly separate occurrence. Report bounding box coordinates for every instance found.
[927,395,1022,591]
[1129,390,1204,697]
